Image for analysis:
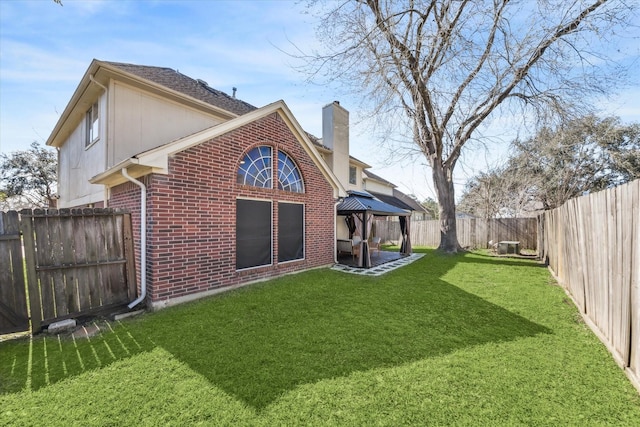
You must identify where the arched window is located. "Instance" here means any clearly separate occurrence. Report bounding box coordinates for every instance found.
[237,146,272,188]
[277,150,304,193]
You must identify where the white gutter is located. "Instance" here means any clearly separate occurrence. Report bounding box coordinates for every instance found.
[121,168,147,309]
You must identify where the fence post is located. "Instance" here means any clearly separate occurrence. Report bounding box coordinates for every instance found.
[123,212,138,300]
[19,209,42,334]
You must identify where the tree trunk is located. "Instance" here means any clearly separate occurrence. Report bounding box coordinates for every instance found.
[433,162,462,253]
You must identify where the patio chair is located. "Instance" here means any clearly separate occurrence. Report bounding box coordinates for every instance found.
[370,236,381,256]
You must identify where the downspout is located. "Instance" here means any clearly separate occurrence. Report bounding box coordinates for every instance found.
[121,168,147,309]
[334,200,340,263]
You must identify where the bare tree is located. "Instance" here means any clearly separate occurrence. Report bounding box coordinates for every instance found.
[457,166,537,219]
[300,0,634,252]
[457,168,505,220]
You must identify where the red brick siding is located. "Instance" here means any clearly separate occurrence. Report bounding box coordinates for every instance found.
[109,112,336,305]
[110,179,146,295]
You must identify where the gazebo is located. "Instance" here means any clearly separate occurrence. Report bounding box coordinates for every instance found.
[336,190,412,268]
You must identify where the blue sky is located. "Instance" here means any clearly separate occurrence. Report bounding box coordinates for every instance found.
[1,0,639,201]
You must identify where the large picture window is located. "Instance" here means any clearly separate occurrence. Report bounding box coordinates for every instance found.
[278,202,304,262]
[236,199,272,269]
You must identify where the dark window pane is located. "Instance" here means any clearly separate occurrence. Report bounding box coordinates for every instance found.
[278,202,304,262]
[236,199,272,269]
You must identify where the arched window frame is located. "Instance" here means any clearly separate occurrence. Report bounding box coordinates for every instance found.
[237,146,305,193]
[237,146,273,189]
[277,150,305,193]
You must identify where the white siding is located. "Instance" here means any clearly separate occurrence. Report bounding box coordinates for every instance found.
[109,82,223,167]
[364,179,393,195]
[57,94,107,207]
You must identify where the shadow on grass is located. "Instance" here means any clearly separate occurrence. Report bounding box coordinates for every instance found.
[1,249,551,410]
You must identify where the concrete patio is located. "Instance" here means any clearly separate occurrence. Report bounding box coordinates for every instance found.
[333,251,424,276]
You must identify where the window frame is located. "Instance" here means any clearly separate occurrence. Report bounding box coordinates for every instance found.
[277,202,305,263]
[85,101,100,148]
[237,146,273,189]
[235,198,273,270]
[349,165,357,185]
[277,150,305,193]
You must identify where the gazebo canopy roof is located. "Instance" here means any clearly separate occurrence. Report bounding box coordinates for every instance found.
[337,190,410,216]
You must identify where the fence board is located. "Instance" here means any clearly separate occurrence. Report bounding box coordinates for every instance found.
[0,211,29,334]
[21,210,42,333]
[72,213,90,312]
[59,211,79,313]
[123,213,137,300]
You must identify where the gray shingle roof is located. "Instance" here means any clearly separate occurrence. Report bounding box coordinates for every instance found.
[104,61,257,116]
[363,169,395,187]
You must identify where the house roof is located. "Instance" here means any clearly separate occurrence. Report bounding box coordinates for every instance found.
[337,190,409,216]
[363,169,396,188]
[47,59,257,148]
[369,190,429,215]
[349,155,371,169]
[103,61,256,116]
[368,191,415,211]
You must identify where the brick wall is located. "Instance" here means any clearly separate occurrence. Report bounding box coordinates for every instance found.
[110,178,146,296]
[109,112,336,307]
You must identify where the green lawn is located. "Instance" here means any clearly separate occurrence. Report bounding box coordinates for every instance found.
[1,249,639,426]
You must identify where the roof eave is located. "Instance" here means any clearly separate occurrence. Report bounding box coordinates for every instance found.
[349,156,371,168]
[89,157,168,187]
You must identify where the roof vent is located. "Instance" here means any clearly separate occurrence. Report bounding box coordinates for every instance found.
[232,87,237,98]
[197,79,208,86]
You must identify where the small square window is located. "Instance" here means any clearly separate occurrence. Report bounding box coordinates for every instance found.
[349,166,357,185]
[85,102,99,147]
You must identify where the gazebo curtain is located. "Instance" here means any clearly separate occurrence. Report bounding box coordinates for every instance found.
[345,215,357,239]
[353,214,362,241]
[399,215,412,255]
[360,213,372,268]
[351,212,372,268]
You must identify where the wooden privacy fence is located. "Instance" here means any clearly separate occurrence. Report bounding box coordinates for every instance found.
[374,217,538,250]
[538,179,640,391]
[0,208,137,334]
